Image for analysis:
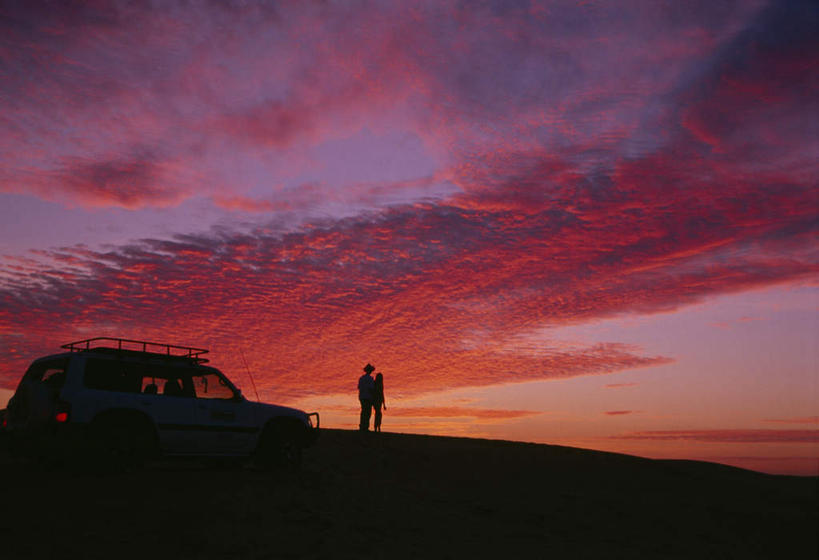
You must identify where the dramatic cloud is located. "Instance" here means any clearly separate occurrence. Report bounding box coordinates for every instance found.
[0,1,816,479]
[0,212,675,399]
[0,157,813,400]
[4,0,811,214]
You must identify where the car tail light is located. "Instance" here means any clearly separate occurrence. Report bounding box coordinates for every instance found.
[55,400,71,423]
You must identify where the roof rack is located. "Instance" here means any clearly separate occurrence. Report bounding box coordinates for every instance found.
[61,337,210,363]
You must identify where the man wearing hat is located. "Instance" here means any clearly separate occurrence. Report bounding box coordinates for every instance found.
[358,363,376,431]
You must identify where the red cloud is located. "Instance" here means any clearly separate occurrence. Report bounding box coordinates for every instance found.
[605,383,638,389]
[212,196,285,213]
[763,417,819,425]
[0,212,679,400]
[215,99,319,149]
[0,131,815,401]
[613,430,819,443]
[604,411,634,416]
[54,156,187,209]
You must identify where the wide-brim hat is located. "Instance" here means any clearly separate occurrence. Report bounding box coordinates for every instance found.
[363,363,375,373]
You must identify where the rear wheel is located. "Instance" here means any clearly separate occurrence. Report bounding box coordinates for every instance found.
[88,414,157,472]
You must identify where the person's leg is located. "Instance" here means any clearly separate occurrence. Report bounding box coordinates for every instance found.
[359,399,369,431]
[362,399,374,431]
[374,406,382,431]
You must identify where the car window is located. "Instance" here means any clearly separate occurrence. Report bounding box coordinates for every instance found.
[192,372,235,400]
[140,370,194,397]
[24,359,69,389]
[42,367,67,389]
[83,358,202,397]
[84,358,142,393]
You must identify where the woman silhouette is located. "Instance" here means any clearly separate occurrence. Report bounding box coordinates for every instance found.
[373,372,386,432]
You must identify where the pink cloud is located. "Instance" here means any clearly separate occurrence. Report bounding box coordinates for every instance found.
[54,155,187,209]
[605,383,638,389]
[1,90,816,399]
[0,0,782,213]
[0,210,682,399]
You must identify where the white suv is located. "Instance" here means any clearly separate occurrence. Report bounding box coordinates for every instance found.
[2,337,319,468]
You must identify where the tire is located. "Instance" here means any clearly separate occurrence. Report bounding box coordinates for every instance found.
[255,419,304,470]
[88,414,156,472]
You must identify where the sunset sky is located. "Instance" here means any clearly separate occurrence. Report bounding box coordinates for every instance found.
[0,1,816,475]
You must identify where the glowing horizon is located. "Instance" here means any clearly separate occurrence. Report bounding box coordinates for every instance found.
[1,1,816,475]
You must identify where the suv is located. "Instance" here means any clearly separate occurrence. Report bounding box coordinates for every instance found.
[2,337,319,468]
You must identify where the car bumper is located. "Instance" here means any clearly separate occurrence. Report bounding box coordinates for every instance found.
[4,421,92,458]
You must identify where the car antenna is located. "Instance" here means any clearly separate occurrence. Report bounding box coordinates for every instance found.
[239,348,261,402]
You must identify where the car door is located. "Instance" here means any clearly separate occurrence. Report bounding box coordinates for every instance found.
[136,368,199,455]
[191,370,256,454]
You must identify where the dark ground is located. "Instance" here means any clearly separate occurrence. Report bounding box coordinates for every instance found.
[1,429,816,559]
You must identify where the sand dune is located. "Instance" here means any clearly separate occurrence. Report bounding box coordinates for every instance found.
[1,429,816,559]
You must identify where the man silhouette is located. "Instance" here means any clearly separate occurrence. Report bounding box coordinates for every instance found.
[358,363,376,432]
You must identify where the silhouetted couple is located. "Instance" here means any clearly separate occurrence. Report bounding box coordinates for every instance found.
[358,363,386,432]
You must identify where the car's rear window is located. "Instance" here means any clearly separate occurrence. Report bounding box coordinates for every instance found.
[24,358,69,389]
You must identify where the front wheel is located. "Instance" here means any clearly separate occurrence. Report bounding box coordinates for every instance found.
[255,420,304,470]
